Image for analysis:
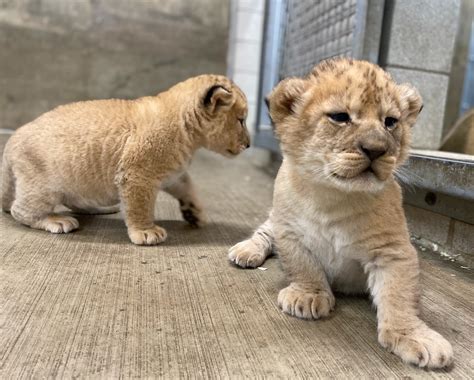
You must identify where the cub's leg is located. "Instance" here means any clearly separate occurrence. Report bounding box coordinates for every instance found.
[275,226,335,320]
[10,179,78,233]
[366,248,453,368]
[162,172,206,227]
[68,204,120,215]
[228,218,273,268]
[118,175,167,245]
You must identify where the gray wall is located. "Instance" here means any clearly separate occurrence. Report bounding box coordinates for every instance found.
[380,0,462,149]
[227,0,264,135]
[0,0,230,130]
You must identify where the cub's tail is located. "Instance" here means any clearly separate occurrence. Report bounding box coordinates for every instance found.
[228,218,273,268]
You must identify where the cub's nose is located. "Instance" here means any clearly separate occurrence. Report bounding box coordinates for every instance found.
[360,145,386,161]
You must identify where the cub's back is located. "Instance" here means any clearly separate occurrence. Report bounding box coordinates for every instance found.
[4,99,136,186]
[12,99,134,141]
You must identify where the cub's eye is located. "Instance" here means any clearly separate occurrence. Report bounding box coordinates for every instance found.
[238,118,245,126]
[384,117,398,130]
[328,113,351,123]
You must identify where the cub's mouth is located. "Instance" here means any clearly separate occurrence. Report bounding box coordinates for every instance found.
[331,166,380,181]
[226,144,249,156]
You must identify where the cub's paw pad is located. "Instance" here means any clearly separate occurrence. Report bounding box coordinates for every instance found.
[228,239,265,268]
[34,215,79,234]
[128,225,167,245]
[379,325,453,368]
[179,201,206,227]
[278,284,335,320]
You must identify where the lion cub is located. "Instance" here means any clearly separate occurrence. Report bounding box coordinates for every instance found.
[2,75,250,245]
[229,58,453,368]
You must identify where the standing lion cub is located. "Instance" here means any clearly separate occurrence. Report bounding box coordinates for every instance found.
[2,75,250,245]
[229,58,453,368]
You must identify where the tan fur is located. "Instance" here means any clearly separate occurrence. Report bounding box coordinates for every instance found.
[2,75,249,245]
[229,58,453,368]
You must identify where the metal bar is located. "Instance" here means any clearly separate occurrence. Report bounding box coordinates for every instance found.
[352,0,369,59]
[255,0,287,135]
[442,0,473,136]
[399,151,474,201]
[361,0,385,63]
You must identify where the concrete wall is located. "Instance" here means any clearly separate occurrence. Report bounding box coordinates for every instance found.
[380,0,462,149]
[0,0,230,130]
[226,0,264,136]
[405,204,473,269]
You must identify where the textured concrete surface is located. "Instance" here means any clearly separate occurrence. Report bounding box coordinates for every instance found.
[0,0,229,130]
[378,0,463,149]
[404,204,473,268]
[388,67,450,149]
[227,0,265,135]
[384,0,461,73]
[1,134,473,378]
[453,220,474,256]
[404,205,452,247]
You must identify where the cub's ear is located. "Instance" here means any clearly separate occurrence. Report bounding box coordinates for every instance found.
[204,85,233,113]
[267,77,307,124]
[399,84,423,126]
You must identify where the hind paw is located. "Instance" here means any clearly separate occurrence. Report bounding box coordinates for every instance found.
[33,215,79,233]
[179,201,206,227]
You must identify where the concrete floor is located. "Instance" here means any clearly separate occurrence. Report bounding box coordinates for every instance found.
[1,135,473,378]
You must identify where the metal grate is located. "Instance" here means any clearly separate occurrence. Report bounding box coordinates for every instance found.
[280,0,358,78]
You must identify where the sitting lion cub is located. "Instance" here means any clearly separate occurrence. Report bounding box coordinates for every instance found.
[2,75,249,245]
[229,58,453,368]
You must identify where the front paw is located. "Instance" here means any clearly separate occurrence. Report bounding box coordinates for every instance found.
[278,283,335,320]
[180,201,206,227]
[228,239,266,268]
[379,324,453,368]
[128,225,167,245]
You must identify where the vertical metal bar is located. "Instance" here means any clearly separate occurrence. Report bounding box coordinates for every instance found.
[256,0,287,134]
[441,0,472,136]
[252,0,288,151]
[352,0,369,59]
[460,22,474,115]
[361,0,385,63]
